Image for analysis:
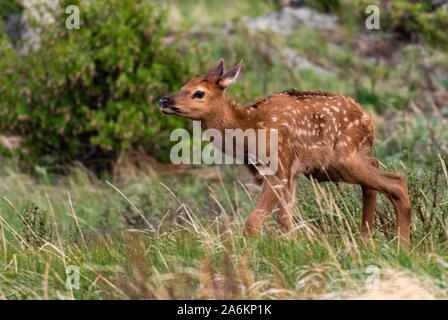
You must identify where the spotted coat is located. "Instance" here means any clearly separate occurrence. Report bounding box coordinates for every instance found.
[247,90,375,177]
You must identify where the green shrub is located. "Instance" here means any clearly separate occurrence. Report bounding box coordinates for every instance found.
[386,1,448,47]
[304,0,341,13]
[0,0,23,19]
[20,205,52,247]
[0,0,193,167]
[355,0,448,49]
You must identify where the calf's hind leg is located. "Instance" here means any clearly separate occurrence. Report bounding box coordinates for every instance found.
[361,186,377,236]
[334,156,411,245]
[308,165,378,238]
[361,158,379,237]
[379,170,412,243]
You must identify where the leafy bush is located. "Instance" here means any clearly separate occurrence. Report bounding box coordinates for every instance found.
[0,0,193,167]
[304,0,340,13]
[355,0,448,48]
[386,0,448,47]
[0,0,23,19]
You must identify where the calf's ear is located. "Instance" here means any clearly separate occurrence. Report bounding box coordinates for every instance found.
[207,58,224,78]
[219,60,242,89]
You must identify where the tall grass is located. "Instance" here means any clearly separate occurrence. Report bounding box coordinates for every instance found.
[0,135,447,299]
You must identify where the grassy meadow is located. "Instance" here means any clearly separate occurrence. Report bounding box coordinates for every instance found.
[1,116,447,299]
[1,0,448,299]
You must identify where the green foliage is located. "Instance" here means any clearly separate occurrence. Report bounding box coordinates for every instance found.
[355,0,448,49]
[386,0,448,47]
[0,0,193,166]
[0,0,23,19]
[0,23,21,160]
[304,0,341,13]
[169,0,275,28]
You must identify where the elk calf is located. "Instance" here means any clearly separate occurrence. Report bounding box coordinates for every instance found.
[159,59,412,244]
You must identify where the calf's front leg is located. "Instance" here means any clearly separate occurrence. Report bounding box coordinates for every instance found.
[245,175,284,233]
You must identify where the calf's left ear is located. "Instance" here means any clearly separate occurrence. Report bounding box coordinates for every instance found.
[219,60,242,89]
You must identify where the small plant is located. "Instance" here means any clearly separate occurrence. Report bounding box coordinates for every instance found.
[0,0,23,19]
[20,205,52,246]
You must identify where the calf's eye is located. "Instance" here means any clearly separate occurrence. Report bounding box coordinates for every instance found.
[193,90,205,99]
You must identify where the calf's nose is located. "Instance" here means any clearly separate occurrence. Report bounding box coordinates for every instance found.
[158,96,170,108]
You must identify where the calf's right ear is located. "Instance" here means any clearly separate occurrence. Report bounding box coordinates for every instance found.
[207,58,224,78]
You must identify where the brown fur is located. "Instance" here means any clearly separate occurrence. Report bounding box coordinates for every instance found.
[159,59,411,245]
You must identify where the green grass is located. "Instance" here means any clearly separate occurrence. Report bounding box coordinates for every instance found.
[0,140,447,299]
[1,107,447,299]
[164,0,275,30]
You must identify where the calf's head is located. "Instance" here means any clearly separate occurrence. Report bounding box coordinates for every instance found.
[158,59,241,120]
